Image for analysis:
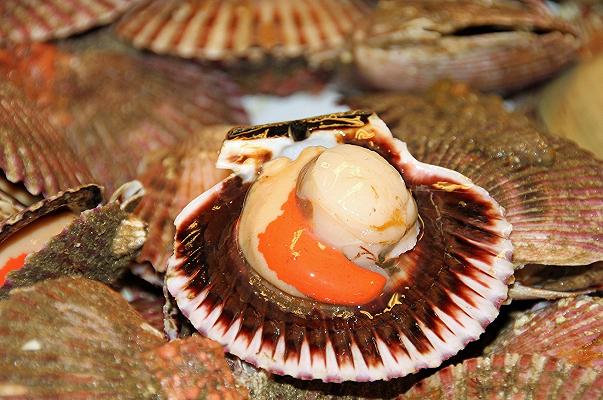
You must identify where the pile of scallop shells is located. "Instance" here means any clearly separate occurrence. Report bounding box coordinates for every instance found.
[0,0,601,398]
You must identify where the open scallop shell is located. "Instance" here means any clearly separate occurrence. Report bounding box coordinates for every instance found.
[352,0,580,93]
[0,182,146,297]
[135,125,232,273]
[1,44,248,193]
[167,111,513,382]
[345,82,603,267]
[485,296,603,369]
[116,0,372,66]
[0,0,140,44]
[0,75,95,201]
[0,277,247,399]
[400,353,603,399]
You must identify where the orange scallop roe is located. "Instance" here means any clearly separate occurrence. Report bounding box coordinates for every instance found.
[258,190,386,305]
[0,253,27,286]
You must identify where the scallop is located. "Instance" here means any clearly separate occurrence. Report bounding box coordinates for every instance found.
[167,111,513,382]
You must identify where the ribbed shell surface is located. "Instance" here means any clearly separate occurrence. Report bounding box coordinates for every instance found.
[0,78,95,198]
[117,0,372,64]
[400,353,603,399]
[0,0,140,44]
[167,111,513,382]
[345,83,603,267]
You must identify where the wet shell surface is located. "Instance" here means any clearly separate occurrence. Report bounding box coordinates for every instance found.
[346,82,603,267]
[116,0,373,65]
[0,182,145,298]
[0,76,95,201]
[400,353,603,399]
[352,0,580,92]
[539,53,603,160]
[135,126,232,273]
[486,296,603,369]
[1,44,248,194]
[514,262,603,294]
[0,0,140,44]
[167,111,513,382]
[0,277,247,399]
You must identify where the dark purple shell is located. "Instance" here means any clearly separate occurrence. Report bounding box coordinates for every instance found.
[167,111,513,382]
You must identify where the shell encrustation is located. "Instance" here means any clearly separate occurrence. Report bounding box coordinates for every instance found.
[167,111,513,382]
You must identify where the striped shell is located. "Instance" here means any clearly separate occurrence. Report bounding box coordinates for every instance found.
[135,126,231,273]
[486,296,603,369]
[352,0,580,92]
[0,0,140,44]
[1,44,248,194]
[167,111,513,382]
[116,0,372,65]
[0,75,95,200]
[400,353,603,399]
[0,277,247,399]
[345,82,603,267]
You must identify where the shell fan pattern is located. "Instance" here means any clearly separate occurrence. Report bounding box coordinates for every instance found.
[167,111,513,382]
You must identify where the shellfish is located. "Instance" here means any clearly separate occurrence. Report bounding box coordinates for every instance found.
[135,125,232,273]
[0,0,141,44]
[0,277,248,399]
[0,43,248,193]
[0,182,146,297]
[400,353,603,399]
[167,111,513,382]
[346,82,603,269]
[351,0,581,93]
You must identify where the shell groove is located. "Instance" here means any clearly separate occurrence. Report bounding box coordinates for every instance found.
[135,126,231,273]
[0,0,140,44]
[1,44,248,194]
[0,277,247,399]
[117,0,372,65]
[486,296,603,369]
[167,111,513,382]
[345,82,603,267]
[400,353,603,399]
[0,76,95,199]
[352,0,580,92]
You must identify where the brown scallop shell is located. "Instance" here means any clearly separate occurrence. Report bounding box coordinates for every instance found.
[167,111,513,382]
[514,262,603,294]
[400,353,603,399]
[0,277,247,399]
[352,0,580,93]
[135,125,231,273]
[1,44,248,194]
[0,76,95,200]
[345,82,603,267]
[0,0,140,44]
[0,182,146,297]
[116,0,373,65]
[486,296,603,369]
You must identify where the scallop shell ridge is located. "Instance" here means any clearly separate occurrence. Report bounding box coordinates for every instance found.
[167,111,513,382]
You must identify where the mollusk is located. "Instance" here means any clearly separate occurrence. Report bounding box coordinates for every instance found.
[0,0,140,44]
[116,0,372,66]
[346,82,603,268]
[167,111,513,382]
[0,182,146,298]
[135,126,232,273]
[0,75,95,202]
[352,0,580,93]
[400,353,603,399]
[486,296,603,369]
[0,277,248,399]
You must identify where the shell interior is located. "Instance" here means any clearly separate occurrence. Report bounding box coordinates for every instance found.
[167,111,513,382]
